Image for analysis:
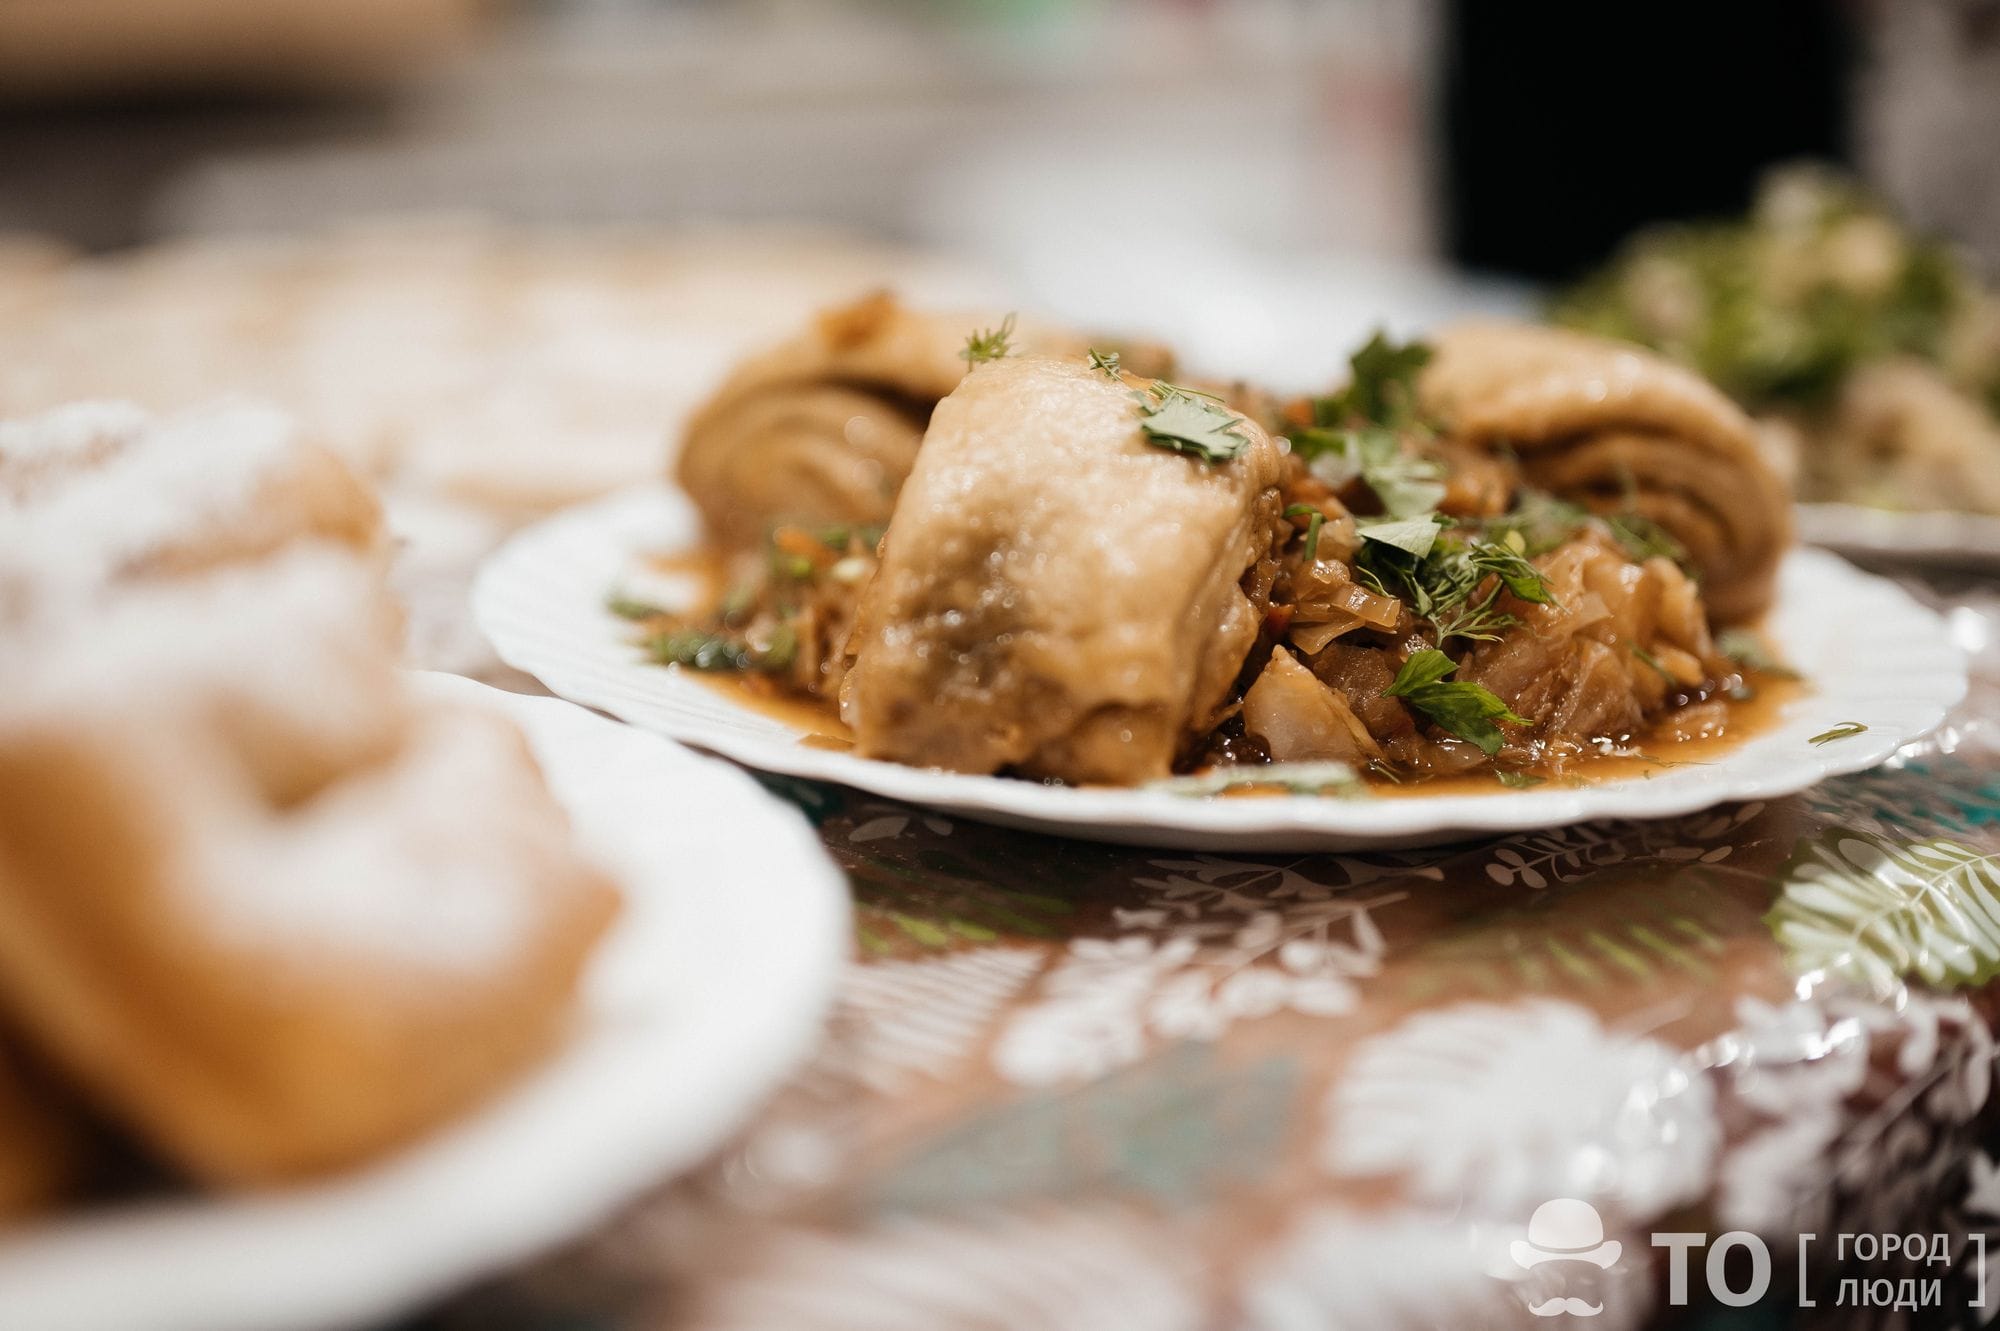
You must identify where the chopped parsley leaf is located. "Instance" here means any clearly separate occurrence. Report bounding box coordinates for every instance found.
[1357,514,1444,559]
[1312,331,1434,428]
[1354,526,1552,646]
[1291,425,1446,519]
[1135,384,1250,463]
[1383,648,1528,757]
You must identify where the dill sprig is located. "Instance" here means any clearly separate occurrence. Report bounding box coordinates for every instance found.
[1486,492,1692,572]
[1631,644,1676,683]
[961,313,1017,369]
[1087,348,1122,379]
[1355,526,1553,646]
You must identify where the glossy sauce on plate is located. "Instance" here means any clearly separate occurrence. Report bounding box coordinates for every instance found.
[689,670,1805,794]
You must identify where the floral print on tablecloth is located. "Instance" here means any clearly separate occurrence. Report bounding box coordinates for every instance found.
[429,579,2000,1331]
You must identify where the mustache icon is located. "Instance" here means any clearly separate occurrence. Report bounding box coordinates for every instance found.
[1528,1296,1605,1317]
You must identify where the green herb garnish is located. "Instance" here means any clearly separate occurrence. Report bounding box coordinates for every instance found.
[1135,384,1250,463]
[770,550,816,581]
[961,313,1016,369]
[1463,538,1552,605]
[1484,492,1692,575]
[1495,770,1546,789]
[606,593,669,621]
[1717,628,1801,679]
[717,582,756,626]
[1358,514,1444,559]
[1808,721,1869,746]
[646,625,795,673]
[1284,503,1327,563]
[646,629,753,671]
[1354,526,1552,645]
[1291,426,1446,519]
[1313,332,1434,428]
[1631,644,1676,683]
[1486,492,1592,556]
[1087,347,1122,379]
[1382,648,1527,757]
[1604,511,1688,568]
[1151,761,1364,798]
[759,622,798,671]
[1550,166,1993,416]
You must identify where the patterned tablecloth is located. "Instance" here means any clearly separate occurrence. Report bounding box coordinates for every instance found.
[429,572,2000,1331]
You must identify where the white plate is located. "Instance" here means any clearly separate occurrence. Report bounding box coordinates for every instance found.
[0,672,850,1331]
[1797,502,2000,569]
[475,487,1969,852]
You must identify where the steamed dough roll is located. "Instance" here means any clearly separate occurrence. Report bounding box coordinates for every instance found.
[0,400,384,617]
[0,555,619,1185]
[1418,321,1791,622]
[676,292,1111,550]
[841,356,1285,785]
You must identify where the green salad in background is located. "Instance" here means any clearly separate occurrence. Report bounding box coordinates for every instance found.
[1552,166,2000,517]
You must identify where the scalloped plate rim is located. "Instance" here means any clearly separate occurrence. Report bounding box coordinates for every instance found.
[1796,501,2000,568]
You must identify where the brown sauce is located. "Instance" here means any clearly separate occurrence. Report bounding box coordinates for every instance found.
[688,669,1805,793]
[1368,674,1805,798]
[642,548,734,608]
[694,672,854,750]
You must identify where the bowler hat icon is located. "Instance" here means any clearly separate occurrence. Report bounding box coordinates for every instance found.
[1510,1199,1622,1269]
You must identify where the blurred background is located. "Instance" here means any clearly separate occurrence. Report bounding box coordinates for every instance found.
[7,2,1996,300]
[3,0,1997,662]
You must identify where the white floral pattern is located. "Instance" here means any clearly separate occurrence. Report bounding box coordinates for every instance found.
[1324,999,1717,1219]
[675,1205,1206,1331]
[1477,803,1765,888]
[846,802,956,843]
[1241,1208,1520,1331]
[1242,1205,1657,1331]
[1706,988,1999,1234]
[840,948,1047,1093]
[993,855,1407,1086]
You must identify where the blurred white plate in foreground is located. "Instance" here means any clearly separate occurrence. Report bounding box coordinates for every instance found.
[0,672,849,1331]
[1797,502,2000,569]
[476,487,1967,853]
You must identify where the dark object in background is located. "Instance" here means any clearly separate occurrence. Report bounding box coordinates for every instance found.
[1440,0,1854,282]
